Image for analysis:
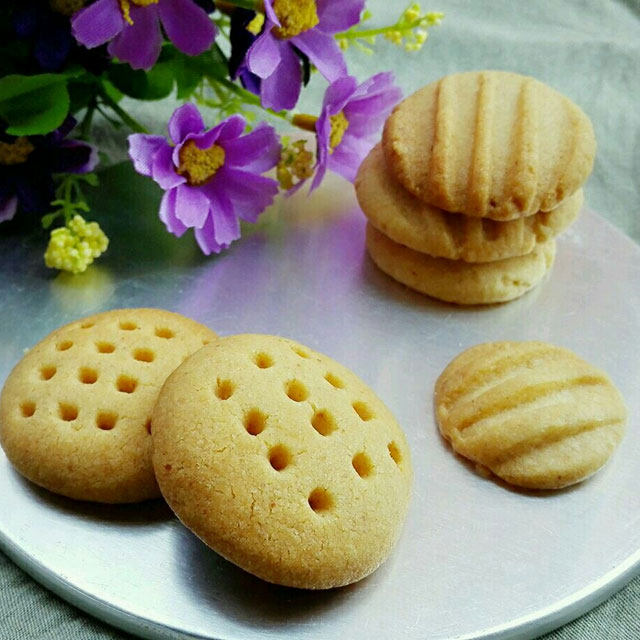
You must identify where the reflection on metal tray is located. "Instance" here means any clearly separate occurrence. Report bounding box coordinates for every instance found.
[1,164,639,640]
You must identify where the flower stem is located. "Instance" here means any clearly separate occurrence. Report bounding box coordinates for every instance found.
[97,86,150,134]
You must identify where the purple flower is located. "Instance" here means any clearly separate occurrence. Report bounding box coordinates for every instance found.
[0,117,98,223]
[71,0,216,70]
[128,104,280,255]
[245,0,365,111]
[310,73,402,192]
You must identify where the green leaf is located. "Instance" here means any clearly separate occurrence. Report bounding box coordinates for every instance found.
[107,63,175,101]
[0,75,70,136]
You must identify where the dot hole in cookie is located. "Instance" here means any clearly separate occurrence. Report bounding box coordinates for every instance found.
[268,445,291,471]
[145,418,152,434]
[388,441,402,466]
[353,401,374,422]
[215,379,235,400]
[57,340,73,351]
[202,338,211,346]
[254,352,273,369]
[20,401,36,418]
[119,321,137,331]
[96,341,115,354]
[308,488,333,513]
[352,452,374,478]
[311,410,336,436]
[325,373,344,389]
[59,402,78,422]
[79,367,98,384]
[155,327,174,339]
[40,365,57,381]
[133,348,155,363]
[80,321,95,329]
[292,346,310,358]
[244,408,266,436]
[285,379,308,402]
[96,411,117,431]
[117,375,138,394]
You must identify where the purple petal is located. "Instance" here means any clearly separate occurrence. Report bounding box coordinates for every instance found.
[215,115,246,142]
[316,0,364,33]
[175,183,210,229]
[292,29,346,82]
[71,0,123,48]
[213,168,278,223]
[208,189,240,245]
[322,75,358,113]
[157,0,216,56]
[53,140,99,174]
[222,123,280,172]
[246,27,281,79]
[262,0,279,26]
[194,215,222,255]
[327,134,372,182]
[259,43,301,111]
[0,195,18,223]
[129,134,168,176]
[107,6,162,70]
[159,188,188,237]
[152,144,185,189]
[168,103,205,144]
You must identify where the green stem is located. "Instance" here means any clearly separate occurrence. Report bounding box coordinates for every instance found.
[97,86,150,134]
[79,97,97,141]
[337,18,427,40]
[217,0,259,11]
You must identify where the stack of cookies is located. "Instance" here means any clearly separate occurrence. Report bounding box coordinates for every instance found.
[356,70,596,305]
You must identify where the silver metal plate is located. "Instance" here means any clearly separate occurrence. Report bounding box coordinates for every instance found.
[1,167,639,640]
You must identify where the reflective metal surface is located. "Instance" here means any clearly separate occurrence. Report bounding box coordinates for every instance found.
[1,164,639,640]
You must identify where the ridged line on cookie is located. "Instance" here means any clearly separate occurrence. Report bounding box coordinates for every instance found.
[438,344,561,408]
[452,375,609,433]
[483,417,623,467]
[428,74,456,210]
[466,72,495,214]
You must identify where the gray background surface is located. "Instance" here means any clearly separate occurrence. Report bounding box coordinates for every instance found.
[1,0,639,638]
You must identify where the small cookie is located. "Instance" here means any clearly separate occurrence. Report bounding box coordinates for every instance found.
[151,334,412,589]
[434,342,627,489]
[366,224,555,305]
[356,144,582,262]
[0,309,216,503]
[382,70,596,219]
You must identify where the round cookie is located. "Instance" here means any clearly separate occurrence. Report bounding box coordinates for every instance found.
[356,144,582,262]
[434,342,627,489]
[382,70,596,220]
[366,224,555,305]
[151,334,412,589]
[0,308,216,503]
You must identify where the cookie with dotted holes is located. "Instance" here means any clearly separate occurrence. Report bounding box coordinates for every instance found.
[382,70,595,220]
[151,334,413,589]
[366,224,555,305]
[356,144,582,263]
[0,309,216,503]
[434,342,627,489]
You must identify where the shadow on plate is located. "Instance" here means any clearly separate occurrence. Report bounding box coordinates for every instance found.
[173,526,379,629]
[12,467,173,526]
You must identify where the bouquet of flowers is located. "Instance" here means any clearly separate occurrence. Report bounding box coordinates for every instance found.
[0,0,441,274]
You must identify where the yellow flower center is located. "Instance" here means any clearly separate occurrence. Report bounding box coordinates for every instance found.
[0,137,35,166]
[49,0,85,16]
[119,0,159,26]
[329,112,349,152]
[177,140,226,186]
[272,0,319,39]
[246,12,265,35]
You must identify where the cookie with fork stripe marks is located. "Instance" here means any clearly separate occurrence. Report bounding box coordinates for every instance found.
[382,71,596,220]
[356,144,582,262]
[434,342,627,489]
